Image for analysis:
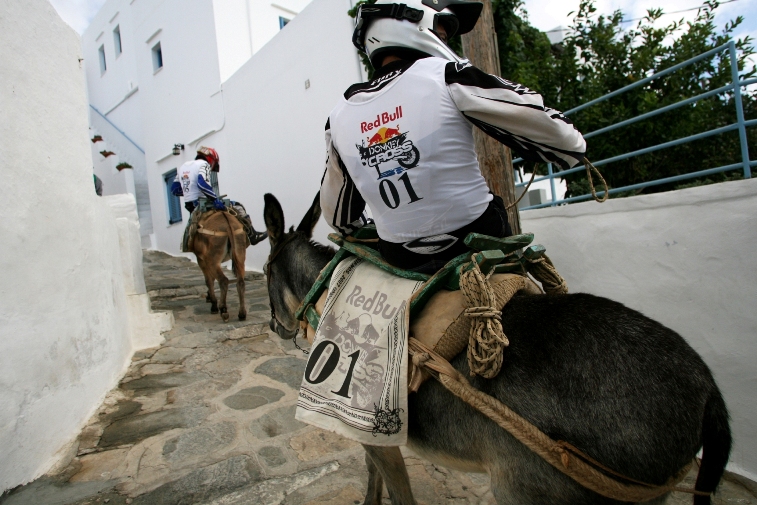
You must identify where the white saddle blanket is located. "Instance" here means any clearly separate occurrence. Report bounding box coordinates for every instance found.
[295,256,424,445]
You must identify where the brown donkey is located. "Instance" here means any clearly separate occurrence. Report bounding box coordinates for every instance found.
[191,210,249,321]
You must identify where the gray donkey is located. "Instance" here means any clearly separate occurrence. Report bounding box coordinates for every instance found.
[262,192,731,505]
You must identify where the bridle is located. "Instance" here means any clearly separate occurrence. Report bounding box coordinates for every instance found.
[264,232,309,354]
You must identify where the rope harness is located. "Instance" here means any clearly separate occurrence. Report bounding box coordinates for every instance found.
[407,256,709,502]
[506,158,609,211]
[197,226,246,237]
[525,254,567,295]
[409,338,704,502]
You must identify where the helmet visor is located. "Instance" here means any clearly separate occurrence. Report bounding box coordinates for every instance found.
[422,0,481,34]
[353,3,425,53]
[433,13,459,39]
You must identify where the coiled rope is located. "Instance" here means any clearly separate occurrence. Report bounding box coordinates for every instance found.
[526,253,568,295]
[460,258,508,378]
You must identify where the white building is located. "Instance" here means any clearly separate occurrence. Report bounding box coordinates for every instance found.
[79,0,757,484]
[83,0,346,253]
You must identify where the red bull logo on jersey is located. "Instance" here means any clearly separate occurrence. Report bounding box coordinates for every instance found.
[367,126,402,146]
[356,124,420,179]
[360,106,403,133]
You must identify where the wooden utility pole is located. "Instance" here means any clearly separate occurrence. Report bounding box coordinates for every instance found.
[461,0,521,234]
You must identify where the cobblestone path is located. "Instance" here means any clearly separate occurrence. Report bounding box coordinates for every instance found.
[2,251,754,505]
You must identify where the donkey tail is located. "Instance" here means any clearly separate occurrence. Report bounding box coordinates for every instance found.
[693,388,732,505]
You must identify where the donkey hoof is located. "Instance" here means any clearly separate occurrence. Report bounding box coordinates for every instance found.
[238,313,247,321]
[211,306,219,314]
[221,312,230,322]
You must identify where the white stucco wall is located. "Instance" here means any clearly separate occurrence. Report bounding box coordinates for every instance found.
[521,178,757,480]
[159,0,363,269]
[0,1,170,492]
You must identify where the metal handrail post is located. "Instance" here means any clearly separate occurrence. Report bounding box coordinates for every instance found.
[547,163,557,206]
[729,40,752,179]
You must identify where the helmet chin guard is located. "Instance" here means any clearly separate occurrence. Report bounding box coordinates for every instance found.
[353,0,483,67]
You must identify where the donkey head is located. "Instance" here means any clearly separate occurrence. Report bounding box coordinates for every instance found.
[263,192,334,340]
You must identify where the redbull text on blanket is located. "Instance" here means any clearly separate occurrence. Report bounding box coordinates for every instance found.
[295,257,424,446]
[344,285,398,320]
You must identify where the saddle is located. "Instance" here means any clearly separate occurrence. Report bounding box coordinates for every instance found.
[181,198,248,253]
[295,225,565,389]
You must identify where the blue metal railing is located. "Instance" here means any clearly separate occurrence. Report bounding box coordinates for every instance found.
[515,40,755,211]
[89,104,145,154]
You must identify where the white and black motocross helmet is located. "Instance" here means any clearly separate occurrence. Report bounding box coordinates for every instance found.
[352,0,483,67]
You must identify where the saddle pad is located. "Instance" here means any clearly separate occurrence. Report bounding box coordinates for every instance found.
[295,256,424,446]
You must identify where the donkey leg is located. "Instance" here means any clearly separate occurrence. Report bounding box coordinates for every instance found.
[214,264,230,322]
[234,238,247,321]
[363,450,383,505]
[236,274,246,320]
[198,257,218,313]
[362,445,416,505]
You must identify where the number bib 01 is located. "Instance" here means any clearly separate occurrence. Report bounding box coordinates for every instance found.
[295,256,424,445]
[327,57,492,243]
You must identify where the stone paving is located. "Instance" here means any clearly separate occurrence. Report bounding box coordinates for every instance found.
[2,250,755,505]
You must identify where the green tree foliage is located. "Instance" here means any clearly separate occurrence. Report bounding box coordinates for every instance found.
[491,0,756,197]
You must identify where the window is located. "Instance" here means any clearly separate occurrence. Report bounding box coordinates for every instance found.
[164,169,182,224]
[113,25,122,57]
[279,16,290,29]
[151,42,163,72]
[98,45,107,74]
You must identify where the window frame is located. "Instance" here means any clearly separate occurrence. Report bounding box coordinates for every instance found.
[98,44,107,74]
[163,169,182,225]
[151,41,163,73]
[113,25,122,57]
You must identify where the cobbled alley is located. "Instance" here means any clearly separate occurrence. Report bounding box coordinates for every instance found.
[1,251,754,505]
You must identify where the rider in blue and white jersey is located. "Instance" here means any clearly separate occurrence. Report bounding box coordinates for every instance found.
[172,146,266,245]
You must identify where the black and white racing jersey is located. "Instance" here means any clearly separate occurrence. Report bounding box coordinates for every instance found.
[321,57,586,242]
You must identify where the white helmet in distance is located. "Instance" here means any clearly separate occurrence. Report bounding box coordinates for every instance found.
[352,0,483,67]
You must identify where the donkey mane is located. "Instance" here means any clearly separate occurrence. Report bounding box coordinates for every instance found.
[306,237,337,262]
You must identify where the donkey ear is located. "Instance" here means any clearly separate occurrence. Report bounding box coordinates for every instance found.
[263,193,285,245]
[295,192,322,239]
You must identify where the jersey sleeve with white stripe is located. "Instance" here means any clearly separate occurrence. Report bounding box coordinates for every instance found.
[445,61,586,169]
[196,161,218,199]
[320,120,371,236]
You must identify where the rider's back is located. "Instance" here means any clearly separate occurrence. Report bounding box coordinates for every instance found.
[329,57,492,243]
[177,159,212,202]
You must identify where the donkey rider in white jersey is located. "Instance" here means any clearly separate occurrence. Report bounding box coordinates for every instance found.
[172,146,267,246]
[320,0,587,273]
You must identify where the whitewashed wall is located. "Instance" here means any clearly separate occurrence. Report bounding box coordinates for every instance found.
[0,1,170,492]
[168,0,364,269]
[521,178,757,480]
